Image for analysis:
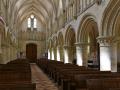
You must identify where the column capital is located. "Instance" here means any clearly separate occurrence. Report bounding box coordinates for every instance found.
[75,42,90,47]
[63,44,69,47]
[112,36,120,43]
[63,45,75,49]
[97,36,114,46]
[63,45,71,49]
[57,45,62,48]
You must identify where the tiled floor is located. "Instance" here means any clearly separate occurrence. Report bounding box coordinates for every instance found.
[31,63,59,90]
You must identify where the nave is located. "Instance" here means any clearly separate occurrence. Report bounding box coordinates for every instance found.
[1,58,120,90]
[36,58,120,90]
[31,63,59,90]
[0,0,120,90]
[0,58,60,90]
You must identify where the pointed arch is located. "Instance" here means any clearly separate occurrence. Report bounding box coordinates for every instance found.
[77,14,98,42]
[65,25,76,46]
[101,0,120,36]
[58,31,64,46]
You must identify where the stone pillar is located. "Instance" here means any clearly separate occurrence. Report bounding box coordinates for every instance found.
[51,48,55,60]
[11,46,16,60]
[111,37,120,72]
[50,48,52,60]
[10,46,12,61]
[54,47,57,60]
[1,47,5,64]
[63,45,71,63]
[2,46,8,64]
[14,47,17,59]
[97,36,115,71]
[12,47,15,60]
[75,42,88,66]
[12,47,14,60]
[48,49,50,59]
[60,46,64,62]
[7,46,11,62]
[111,42,117,72]
[57,46,60,61]
[64,45,69,63]
[13,47,17,60]
[0,54,3,64]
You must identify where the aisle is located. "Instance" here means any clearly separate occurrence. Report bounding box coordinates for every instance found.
[31,63,59,90]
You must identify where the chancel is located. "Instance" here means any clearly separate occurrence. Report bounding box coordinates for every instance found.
[0,0,120,90]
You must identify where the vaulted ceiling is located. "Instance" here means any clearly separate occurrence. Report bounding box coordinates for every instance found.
[10,0,61,27]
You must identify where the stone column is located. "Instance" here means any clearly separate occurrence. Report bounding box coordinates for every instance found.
[51,48,55,60]
[75,42,88,66]
[54,47,57,60]
[48,49,50,59]
[63,45,74,63]
[97,36,114,71]
[2,46,8,64]
[50,48,52,60]
[63,45,69,63]
[10,46,13,60]
[111,42,117,72]
[111,37,120,72]
[0,54,3,64]
[57,46,61,61]
[13,47,17,60]
[7,46,11,62]
[1,47,5,64]
[11,46,16,60]
[57,46,64,62]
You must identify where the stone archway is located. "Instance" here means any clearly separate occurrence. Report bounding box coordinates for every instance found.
[101,0,120,72]
[114,14,120,72]
[48,39,53,60]
[26,43,37,63]
[64,26,76,64]
[57,32,64,62]
[0,17,6,64]
[77,16,99,68]
[52,36,57,60]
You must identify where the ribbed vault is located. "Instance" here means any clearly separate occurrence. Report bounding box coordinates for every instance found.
[10,0,60,29]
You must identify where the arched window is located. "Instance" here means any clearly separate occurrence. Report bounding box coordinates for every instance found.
[28,18,31,28]
[27,14,37,28]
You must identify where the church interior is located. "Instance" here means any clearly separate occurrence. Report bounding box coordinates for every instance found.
[0,0,120,90]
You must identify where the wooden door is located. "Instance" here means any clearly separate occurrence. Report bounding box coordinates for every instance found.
[26,43,37,63]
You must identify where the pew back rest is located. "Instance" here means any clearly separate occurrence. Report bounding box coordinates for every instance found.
[0,83,36,90]
[87,78,120,90]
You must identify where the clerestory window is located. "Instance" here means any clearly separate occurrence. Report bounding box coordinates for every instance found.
[27,14,37,28]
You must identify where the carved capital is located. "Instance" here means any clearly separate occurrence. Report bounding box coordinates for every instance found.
[75,42,90,47]
[63,45,71,49]
[112,36,120,43]
[63,45,68,48]
[97,36,113,46]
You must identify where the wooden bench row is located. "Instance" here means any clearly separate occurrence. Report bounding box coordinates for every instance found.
[0,83,36,90]
[36,58,120,90]
[0,59,36,90]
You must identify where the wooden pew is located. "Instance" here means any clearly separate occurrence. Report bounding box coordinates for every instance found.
[70,73,120,90]
[60,71,111,90]
[87,78,120,90]
[36,59,120,90]
[0,83,36,90]
[0,59,36,90]
[0,59,31,83]
[110,88,120,90]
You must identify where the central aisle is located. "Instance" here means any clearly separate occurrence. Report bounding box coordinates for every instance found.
[31,64,59,90]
